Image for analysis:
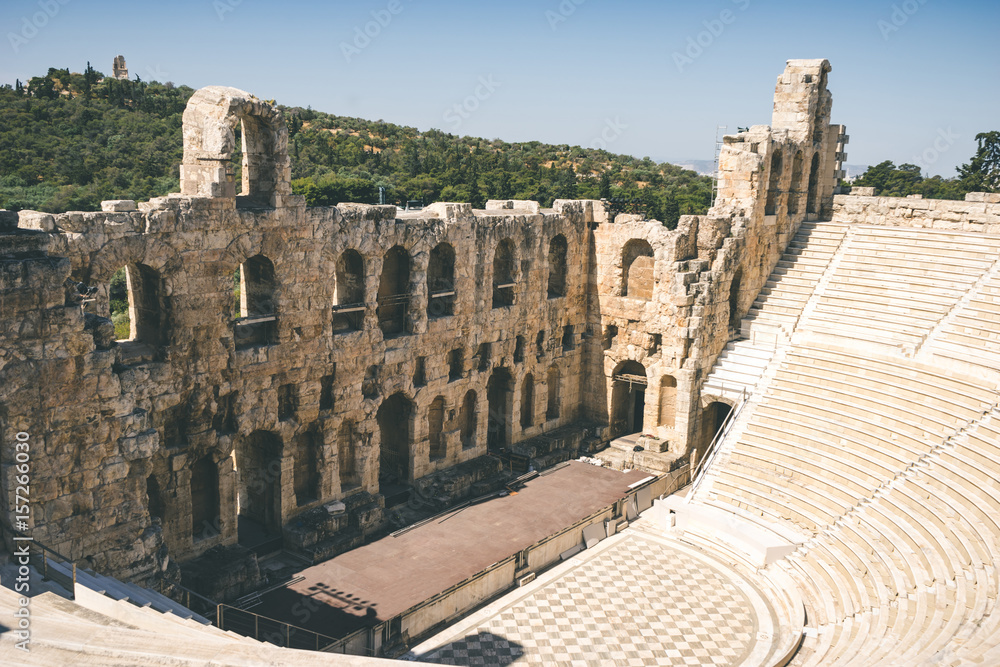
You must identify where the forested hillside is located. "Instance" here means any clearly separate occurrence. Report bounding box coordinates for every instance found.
[851,132,999,199]
[0,66,713,227]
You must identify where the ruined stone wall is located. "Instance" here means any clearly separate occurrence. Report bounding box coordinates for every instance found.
[1,186,593,577]
[833,192,1000,233]
[0,212,165,581]
[1,61,845,585]
[589,59,844,461]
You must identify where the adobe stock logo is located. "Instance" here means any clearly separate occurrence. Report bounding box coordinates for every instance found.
[912,128,959,173]
[591,118,628,151]
[672,0,751,74]
[340,0,411,63]
[7,0,72,54]
[545,0,587,32]
[443,76,502,131]
[877,0,930,40]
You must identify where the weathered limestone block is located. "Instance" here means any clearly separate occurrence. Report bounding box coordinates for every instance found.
[102,199,138,212]
[17,210,56,232]
[425,202,474,220]
[486,199,541,214]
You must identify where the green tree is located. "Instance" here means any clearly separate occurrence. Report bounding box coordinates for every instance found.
[958,131,1000,193]
[598,171,612,199]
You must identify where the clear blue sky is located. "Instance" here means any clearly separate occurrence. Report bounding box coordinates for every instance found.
[2,0,997,176]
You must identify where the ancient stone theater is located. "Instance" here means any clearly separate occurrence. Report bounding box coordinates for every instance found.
[2,59,1000,666]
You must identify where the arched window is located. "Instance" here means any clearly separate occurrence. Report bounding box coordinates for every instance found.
[658,376,678,428]
[520,374,535,429]
[428,396,446,461]
[806,152,821,215]
[234,254,278,348]
[765,150,783,216]
[378,246,410,337]
[492,239,516,308]
[460,391,477,449]
[427,243,456,318]
[546,366,561,420]
[622,239,654,299]
[333,249,365,333]
[180,87,290,208]
[788,150,804,215]
[547,235,568,298]
[109,263,168,351]
[191,456,219,541]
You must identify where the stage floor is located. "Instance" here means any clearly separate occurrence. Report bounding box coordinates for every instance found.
[408,527,777,666]
[258,462,650,639]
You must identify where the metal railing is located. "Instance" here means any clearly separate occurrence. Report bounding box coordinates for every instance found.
[687,386,748,503]
[157,578,220,621]
[1,524,77,598]
[216,603,342,652]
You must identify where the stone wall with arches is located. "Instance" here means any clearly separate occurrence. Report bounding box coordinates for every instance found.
[0,59,844,586]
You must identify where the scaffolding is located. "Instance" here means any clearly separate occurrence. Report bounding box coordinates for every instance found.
[710,125,727,207]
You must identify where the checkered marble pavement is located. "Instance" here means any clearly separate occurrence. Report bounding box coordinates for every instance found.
[414,531,760,666]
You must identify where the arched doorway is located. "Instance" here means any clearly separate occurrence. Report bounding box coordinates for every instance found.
[235,431,283,544]
[703,401,733,451]
[487,367,513,451]
[377,393,412,482]
[611,361,647,438]
[191,456,220,541]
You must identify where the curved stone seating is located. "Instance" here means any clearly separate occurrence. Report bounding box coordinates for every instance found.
[692,224,1000,665]
[804,227,1000,348]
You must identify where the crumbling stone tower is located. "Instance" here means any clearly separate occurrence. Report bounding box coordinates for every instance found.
[587,59,845,464]
[113,55,128,80]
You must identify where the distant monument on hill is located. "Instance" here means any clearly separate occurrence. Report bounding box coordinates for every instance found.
[112,54,128,80]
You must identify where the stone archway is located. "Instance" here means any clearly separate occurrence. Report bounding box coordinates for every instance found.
[377,392,413,482]
[235,431,283,543]
[487,367,514,451]
[180,86,291,207]
[611,360,647,438]
[702,401,733,451]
